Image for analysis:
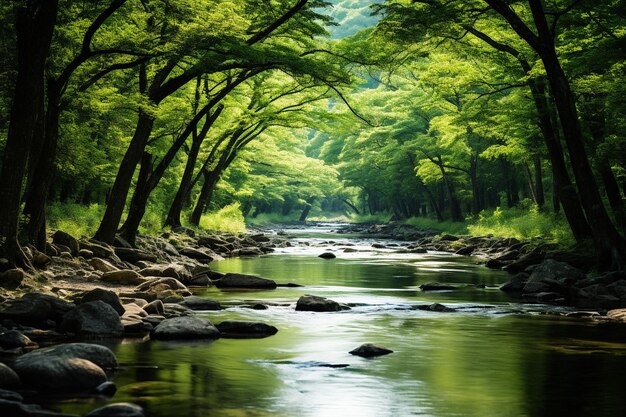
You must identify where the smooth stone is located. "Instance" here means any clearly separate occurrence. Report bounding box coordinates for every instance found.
[52,230,79,255]
[151,316,220,340]
[215,321,278,338]
[84,402,145,417]
[215,273,277,289]
[94,381,117,397]
[60,301,124,336]
[143,299,164,315]
[101,270,146,285]
[0,330,37,350]
[89,258,119,273]
[0,269,25,288]
[13,356,106,391]
[179,296,221,311]
[15,343,117,369]
[415,303,456,312]
[114,247,157,263]
[0,293,73,327]
[0,363,20,389]
[318,252,336,259]
[349,343,394,358]
[295,295,350,312]
[80,288,124,316]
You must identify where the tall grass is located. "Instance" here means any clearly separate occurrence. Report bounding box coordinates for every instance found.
[198,202,246,234]
[47,202,105,238]
[405,217,469,235]
[467,205,575,245]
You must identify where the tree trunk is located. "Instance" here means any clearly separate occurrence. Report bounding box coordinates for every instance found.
[436,158,463,222]
[0,0,58,266]
[119,152,152,246]
[299,197,315,222]
[469,155,480,214]
[190,169,220,226]
[534,157,545,209]
[527,0,626,267]
[94,109,155,244]
[22,83,61,250]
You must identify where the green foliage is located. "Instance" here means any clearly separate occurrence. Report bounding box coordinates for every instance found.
[467,205,575,245]
[47,203,105,238]
[405,217,469,235]
[198,203,246,234]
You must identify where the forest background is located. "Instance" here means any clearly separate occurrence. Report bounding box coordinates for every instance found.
[0,0,624,269]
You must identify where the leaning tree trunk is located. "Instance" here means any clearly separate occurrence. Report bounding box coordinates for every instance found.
[190,169,220,226]
[0,0,58,267]
[299,197,315,222]
[534,28,626,266]
[119,152,153,246]
[94,110,154,244]
[22,83,61,250]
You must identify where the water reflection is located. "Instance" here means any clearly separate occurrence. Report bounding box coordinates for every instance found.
[48,245,626,417]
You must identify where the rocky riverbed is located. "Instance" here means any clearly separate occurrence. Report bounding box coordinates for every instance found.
[0,222,625,416]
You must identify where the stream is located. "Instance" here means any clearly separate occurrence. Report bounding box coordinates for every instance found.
[51,224,626,417]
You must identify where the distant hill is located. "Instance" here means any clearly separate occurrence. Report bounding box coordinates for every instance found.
[326,0,381,39]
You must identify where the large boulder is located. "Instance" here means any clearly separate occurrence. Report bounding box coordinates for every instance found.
[79,288,124,316]
[215,273,277,289]
[139,264,192,284]
[101,270,146,286]
[523,259,585,294]
[80,240,116,259]
[179,247,217,263]
[52,230,79,256]
[0,330,37,350]
[215,321,277,338]
[499,273,530,293]
[503,252,545,273]
[89,258,119,273]
[0,269,25,288]
[0,293,74,327]
[114,248,157,264]
[295,295,349,312]
[14,343,117,369]
[179,296,221,311]
[0,363,20,389]
[13,356,106,391]
[59,301,124,336]
[135,277,188,293]
[151,316,220,340]
[85,403,145,417]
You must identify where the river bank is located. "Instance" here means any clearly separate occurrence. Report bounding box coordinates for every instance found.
[1,222,625,416]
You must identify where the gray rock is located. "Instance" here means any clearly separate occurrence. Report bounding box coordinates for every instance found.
[499,273,529,293]
[215,273,277,289]
[503,252,545,272]
[80,240,116,259]
[122,317,152,334]
[295,295,350,312]
[179,296,221,311]
[0,363,20,389]
[135,277,188,293]
[349,343,394,358]
[114,247,157,263]
[52,230,79,256]
[523,259,584,294]
[215,321,278,338]
[94,381,117,397]
[80,288,124,316]
[151,316,220,340]
[13,356,106,391]
[85,403,144,417]
[59,301,124,336]
[0,269,25,288]
[14,342,117,369]
[0,330,37,349]
[0,293,74,327]
[143,299,164,315]
[101,270,146,285]
[89,258,119,273]
[88,258,119,272]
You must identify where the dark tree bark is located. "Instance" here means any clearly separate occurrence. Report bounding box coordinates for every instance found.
[484,0,626,267]
[0,0,58,267]
[465,24,592,240]
[299,197,315,222]
[534,156,545,209]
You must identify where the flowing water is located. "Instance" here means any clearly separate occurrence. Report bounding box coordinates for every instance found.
[50,224,626,417]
